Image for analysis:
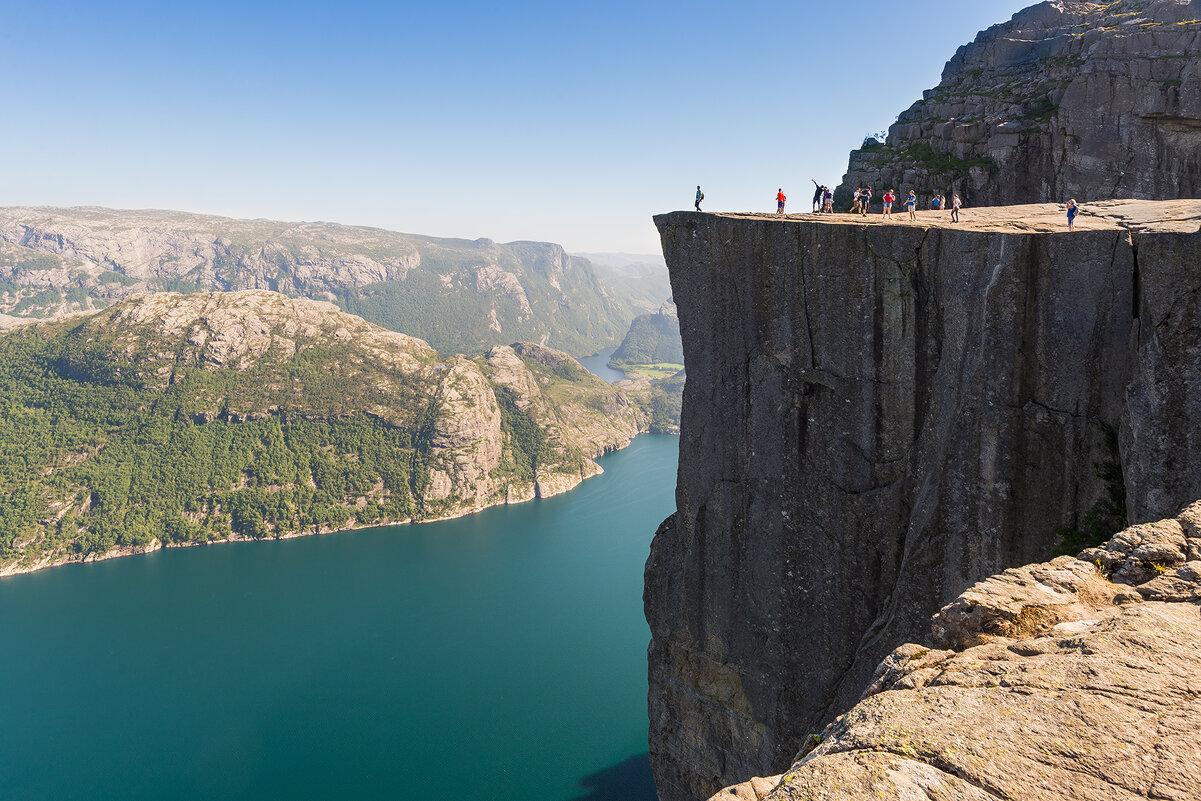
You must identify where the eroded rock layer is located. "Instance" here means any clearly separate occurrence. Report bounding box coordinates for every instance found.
[647,201,1201,801]
[837,0,1201,207]
[720,502,1201,801]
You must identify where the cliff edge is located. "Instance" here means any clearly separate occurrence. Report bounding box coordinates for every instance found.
[647,200,1201,800]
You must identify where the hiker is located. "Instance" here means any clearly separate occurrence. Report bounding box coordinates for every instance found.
[822,187,834,213]
[695,186,704,211]
[951,194,961,223]
[850,187,861,214]
[1067,199,1079,231]
[882,189,895,218]
[777,188,787,214]
[860,187,872,216]
[811,179,823,213]
[906,190,917,221]
[929,195,941,211]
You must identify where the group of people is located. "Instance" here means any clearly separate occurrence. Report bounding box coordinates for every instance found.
[694,185,1080,230]
[849,185,961,222]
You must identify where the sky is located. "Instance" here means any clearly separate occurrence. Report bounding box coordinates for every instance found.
[0,0,1033,253]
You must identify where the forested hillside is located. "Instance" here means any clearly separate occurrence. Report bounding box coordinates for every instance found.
[0,291,646,576]
[0,207,635,355]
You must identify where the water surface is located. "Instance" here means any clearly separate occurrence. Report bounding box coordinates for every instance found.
[0,435,677,801]
[578,348,629,384]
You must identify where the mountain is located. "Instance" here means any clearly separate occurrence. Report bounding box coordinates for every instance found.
[574,251,671,315]
[608,302,683,370]
[836,0,1201,208]
[0,207,635,356]
[0,291,647,577]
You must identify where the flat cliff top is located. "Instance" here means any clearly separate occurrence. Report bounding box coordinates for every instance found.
[658,198,1201,234]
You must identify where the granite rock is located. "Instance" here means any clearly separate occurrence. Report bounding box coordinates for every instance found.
[837,0,1201,208]
[648,201,1201,800]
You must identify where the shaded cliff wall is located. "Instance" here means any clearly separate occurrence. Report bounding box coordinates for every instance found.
[646,210,1201,801]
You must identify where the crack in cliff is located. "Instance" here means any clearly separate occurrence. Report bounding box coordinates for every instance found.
[796,232,819,371]
[828,746,1013,800]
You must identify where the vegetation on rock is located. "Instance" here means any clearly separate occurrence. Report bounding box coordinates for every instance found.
[0,291,646,576]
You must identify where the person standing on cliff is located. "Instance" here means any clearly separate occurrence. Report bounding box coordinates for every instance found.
[1067,199,1079,231]
[951,194,962,223]
[776,189,786,215]
[860,187,873,216]
[882,189,895,218]
[823,187,833,213]
[695,186,704,212]
[811,180,823,213]
[906,190,917,221]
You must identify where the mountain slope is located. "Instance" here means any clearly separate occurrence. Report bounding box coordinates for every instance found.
[0,207,635,355]
[0,290,646,576]
[837,0,1201,207]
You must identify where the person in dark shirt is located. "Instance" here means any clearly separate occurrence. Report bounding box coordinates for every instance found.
[1066,199,1079,231]
[695,186,704,211]
[860,187,872,216]
[811,179,823,213]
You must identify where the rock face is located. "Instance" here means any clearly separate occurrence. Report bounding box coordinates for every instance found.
[0,290,646,577]
[837,0,1201,208]
[723,504,1201,801]
[647,201,1201,801]
[0,206,634,356]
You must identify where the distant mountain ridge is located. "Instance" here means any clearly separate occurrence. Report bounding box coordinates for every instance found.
[574,251,671,315]
[0,206,636,355]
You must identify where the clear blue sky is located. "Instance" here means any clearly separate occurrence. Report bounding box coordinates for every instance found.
[1,0,1031,253]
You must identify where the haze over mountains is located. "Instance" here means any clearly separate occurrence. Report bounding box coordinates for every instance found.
[0,207,647,357]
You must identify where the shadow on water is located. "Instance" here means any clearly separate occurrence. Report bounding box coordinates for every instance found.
[568,754,658,801]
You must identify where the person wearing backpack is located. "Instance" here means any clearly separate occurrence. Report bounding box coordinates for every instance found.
[696,186,704,211]
[776,188,787,214]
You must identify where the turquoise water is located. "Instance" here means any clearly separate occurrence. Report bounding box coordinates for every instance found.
[0,435,677,801]
[578,348,629,384]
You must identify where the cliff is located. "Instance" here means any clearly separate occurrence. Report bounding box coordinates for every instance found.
[0,290,646,577]
[0,206,634,355]
[709,503,1201,801]
[837,0,1201,208]
[647,200,1201,800]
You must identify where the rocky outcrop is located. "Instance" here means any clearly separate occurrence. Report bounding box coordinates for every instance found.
[837,0,1201,208]
[0,290,647,577]
[709,503,1201,801]
[0,206,634,356]
[647,201,1201,800]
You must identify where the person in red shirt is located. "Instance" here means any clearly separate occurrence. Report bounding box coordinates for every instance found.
[776,189,786,214]
[882,189,895,218]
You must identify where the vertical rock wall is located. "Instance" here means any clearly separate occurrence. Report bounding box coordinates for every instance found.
[646,207,1201,801]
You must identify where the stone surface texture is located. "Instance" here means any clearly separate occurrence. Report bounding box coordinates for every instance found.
[749,510,1201,801]
[837,0,1201,208]
[647,201,1201,801]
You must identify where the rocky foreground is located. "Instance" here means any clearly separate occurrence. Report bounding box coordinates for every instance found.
[648,199,1201,800]
[838,0,1201,207]
[0,290,647,577]
[711,502,1201,800]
